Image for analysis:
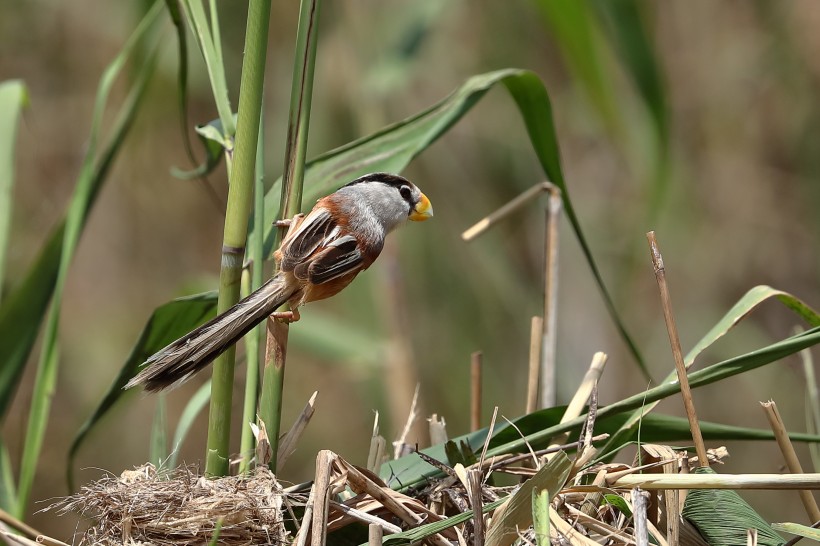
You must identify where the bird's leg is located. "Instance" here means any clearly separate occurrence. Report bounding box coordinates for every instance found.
[273,213,306,240]
[270,307,301,323]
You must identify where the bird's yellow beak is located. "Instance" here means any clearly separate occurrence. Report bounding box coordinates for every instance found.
[409,192,433,221]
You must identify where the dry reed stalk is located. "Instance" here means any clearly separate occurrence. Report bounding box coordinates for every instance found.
[544,352,606,465]
[35,536,71,546]
[461,183,554,242]
[467,469,484,546]
[579,469,607,517]
[636,444,681,546]
[368,523,383,546]
[278,390,318,471]
[429,413,448,445]
[460,182,561,407]
[368,414,387,473]
[549,505,600,546]
[393,384,421,458]
[311,450,334,546]
[527,316,544,413]
[471,352,483,432]
[646,231,709,467]
[541,187,562,409]
[563,504,636,544]
[0,508,44,542]
[294,485,315,546]
[609,473,820,489]
[328,501,401,534]
[633,488,650,546]
[332,456,452,546]
[479,407,499,468]
[0,531,38,546]
[760,400,820,522]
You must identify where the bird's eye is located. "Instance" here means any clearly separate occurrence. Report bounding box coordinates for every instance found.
[399,186,412,200]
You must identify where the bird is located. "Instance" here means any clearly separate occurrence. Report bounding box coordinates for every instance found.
[126,172,433,392]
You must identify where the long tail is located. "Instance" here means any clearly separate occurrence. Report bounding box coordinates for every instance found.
[126,273,295,392]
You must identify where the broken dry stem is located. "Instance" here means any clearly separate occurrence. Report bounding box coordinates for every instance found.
[541,187,562,409]
[646,231,709,467]
[760,399,820,522]
[527,317,544,414]
[471,352,483,432]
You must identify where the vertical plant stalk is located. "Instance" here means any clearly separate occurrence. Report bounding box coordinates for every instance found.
[0,80,27,304]
[526,316,544,413]
[646,231,709,468]
[205,0,271,477]
[238,119,267,474]
[760,400,820,522]
[470,351,482,432]
[539,187,561,409]
[259,0,322,471]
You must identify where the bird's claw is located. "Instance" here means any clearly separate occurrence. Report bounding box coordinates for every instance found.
[270,308,301,324]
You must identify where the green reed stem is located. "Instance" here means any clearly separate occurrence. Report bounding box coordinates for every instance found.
[204,0,271,477]
[259,0,322,471]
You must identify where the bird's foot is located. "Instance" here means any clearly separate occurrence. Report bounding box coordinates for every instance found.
[270,308,301,324]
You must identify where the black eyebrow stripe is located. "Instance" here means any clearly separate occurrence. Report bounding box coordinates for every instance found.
[342,172,411,189]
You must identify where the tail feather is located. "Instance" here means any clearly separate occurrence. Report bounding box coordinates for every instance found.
[127,273,295,392]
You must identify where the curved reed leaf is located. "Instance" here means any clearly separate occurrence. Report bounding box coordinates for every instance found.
[253,68,646,376]
[600,285,820,460]
[67,291,217,491]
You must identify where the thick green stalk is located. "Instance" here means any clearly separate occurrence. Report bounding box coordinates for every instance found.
[259,0,322,471]
[204,0,271,477]
[238,126,265,472]
[0,81,27,304]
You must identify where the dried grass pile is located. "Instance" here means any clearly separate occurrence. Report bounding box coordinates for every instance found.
[48,463,288,546]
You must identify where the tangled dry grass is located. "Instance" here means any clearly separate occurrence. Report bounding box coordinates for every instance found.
[48,464,287,546]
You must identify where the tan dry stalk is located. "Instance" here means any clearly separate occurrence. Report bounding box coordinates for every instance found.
[646,231,709,467]
[294,484,315,546]
[368,523,383,546]
[429,414,448,445]
[278,391,319,472]
[461,182,554,241]
[479,407,499,469]
[471,352,483,432]
[467,469,484,546]
[633,488,650,546]
[368,412,383,472]
[579,469,608,517]
[610,473,820,489]
[333,457,452,546]
[311,450,334,546]
[0,508,44,541]
[393,384,421,459]
[546,352,607,461]
[760,399,820,522]
[329,502,401,534]
[527,316,544,413]
[540,187,562,409]
[549,506,600,546]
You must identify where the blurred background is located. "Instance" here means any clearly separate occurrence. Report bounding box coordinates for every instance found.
[3,0,820,537]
